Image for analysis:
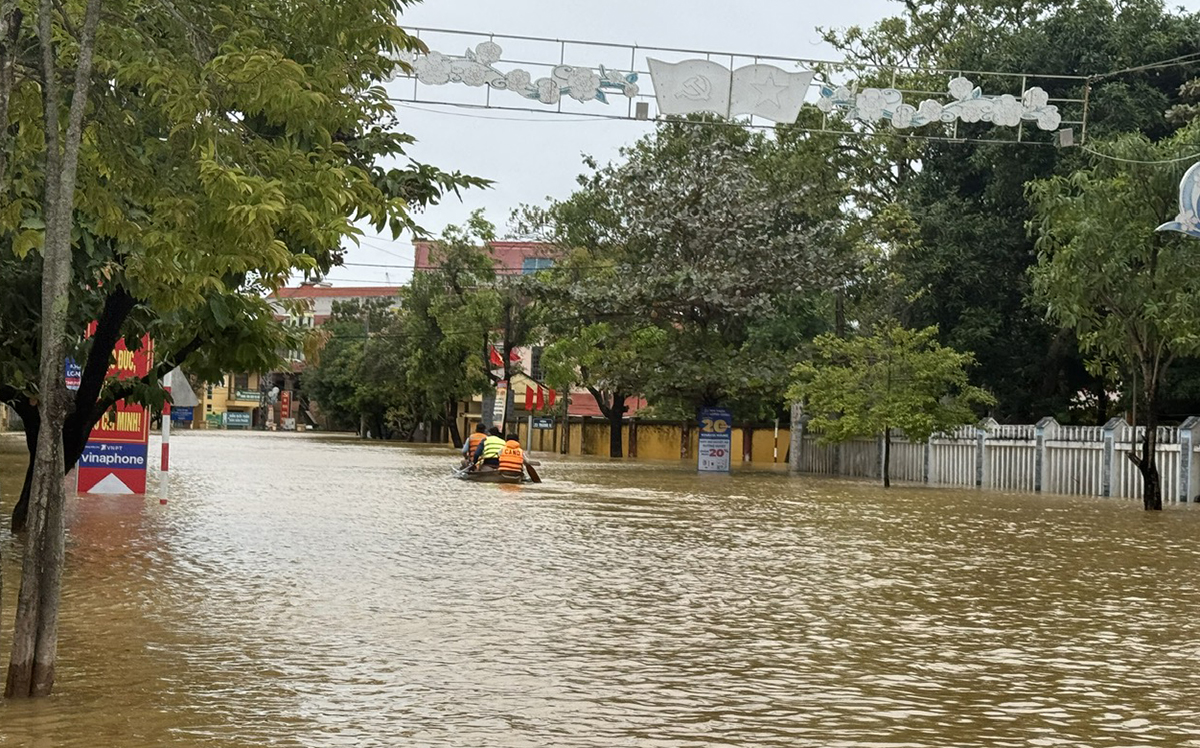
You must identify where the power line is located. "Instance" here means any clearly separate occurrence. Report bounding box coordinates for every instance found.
[1082,145,1200,165]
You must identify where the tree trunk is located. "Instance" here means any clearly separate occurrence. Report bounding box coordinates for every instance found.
[1138,418,1162,511]
[11,401,38,533]
[446,408,462,449]
[882,427,892,489]
[607,405,623,458]
[8,0,103,699]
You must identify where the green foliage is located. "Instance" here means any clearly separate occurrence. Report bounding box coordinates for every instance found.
[1027,127,1200,411]
[789,322,994,445]
[304,297,407,435]
[524,118,846,420]
[822,0,1200,421]
[0,0,487,419]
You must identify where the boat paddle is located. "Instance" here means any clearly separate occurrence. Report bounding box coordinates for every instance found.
[524,460,542,484]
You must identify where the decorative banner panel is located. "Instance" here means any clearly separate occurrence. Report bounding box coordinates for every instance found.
[398,42,638,105]
[646,59,814,122]
[1157,162,1200,239]
[392,29,1088,142]
[816,76,1062,131]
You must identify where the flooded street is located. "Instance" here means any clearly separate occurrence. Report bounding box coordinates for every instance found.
[0,431,1198,746]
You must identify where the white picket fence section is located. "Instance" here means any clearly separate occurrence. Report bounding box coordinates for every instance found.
[791,416,1200,503]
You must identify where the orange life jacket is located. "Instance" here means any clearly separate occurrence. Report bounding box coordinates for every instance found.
[498,440,524,473]
[467,432,487,452]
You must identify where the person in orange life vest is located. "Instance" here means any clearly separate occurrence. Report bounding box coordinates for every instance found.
[473,426,506,470]
[498,433,526,476]
[460,423,488,468]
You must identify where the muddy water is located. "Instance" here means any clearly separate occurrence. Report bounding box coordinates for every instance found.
[0,431,1198,747]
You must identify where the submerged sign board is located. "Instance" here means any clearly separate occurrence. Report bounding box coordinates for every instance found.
[78,336,153,495]
[698,407,733,473]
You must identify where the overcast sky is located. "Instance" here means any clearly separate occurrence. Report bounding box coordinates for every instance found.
[321,0,1200,288]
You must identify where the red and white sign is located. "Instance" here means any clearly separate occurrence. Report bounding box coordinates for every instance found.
[280,390,291,419]
[77,335,153,495]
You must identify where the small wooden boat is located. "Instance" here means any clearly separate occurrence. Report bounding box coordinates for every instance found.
[453,466,527,484]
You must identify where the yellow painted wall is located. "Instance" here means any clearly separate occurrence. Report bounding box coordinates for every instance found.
[632,423,684,460]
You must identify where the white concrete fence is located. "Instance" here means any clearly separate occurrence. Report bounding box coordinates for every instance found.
[788,413,1200,503]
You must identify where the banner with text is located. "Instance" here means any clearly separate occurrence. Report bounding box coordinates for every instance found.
[78,336,153,494]
[698,407,733,473]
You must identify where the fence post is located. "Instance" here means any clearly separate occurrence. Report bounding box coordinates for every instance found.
[923,434,932,484]
[1101,417,1124,498]
[1179,416,1200,503]
[977,418,998,489]
[788,403,805,474]
[878,433,886,480]
[1034,417,1058,493]
[975,427,986,488]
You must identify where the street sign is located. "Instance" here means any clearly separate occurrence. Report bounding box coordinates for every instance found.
[78,336,153,494]
[492,381,508,425]
[170,407,194,423]
[533,417,554,430]
[65,359,81,391]
[225,411,252,428]
[698,407,733,473]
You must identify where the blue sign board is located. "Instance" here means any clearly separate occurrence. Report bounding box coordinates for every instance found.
[78,441,148,470]
[171,407,194,422]
[65,359,82,391]
[698,407,733,473]
[224,411,252,428]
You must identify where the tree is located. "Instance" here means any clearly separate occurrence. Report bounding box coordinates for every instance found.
[399,221,496,445]
[0,0,485,696]
[823,0,1200,421]
[789,322,993,487]
[7,0,104,700]
[524,118,849,425]
[1027,127,1200,510]
[0,0,486,532]
[305,298,408,438]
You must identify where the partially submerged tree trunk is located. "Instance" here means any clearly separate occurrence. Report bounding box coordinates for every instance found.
[8,0,103,699]
[588,387,626,458]
[445,402,462,448]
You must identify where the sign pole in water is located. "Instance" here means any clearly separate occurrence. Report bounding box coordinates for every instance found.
[160,385,170,503]
[698,407,733,473]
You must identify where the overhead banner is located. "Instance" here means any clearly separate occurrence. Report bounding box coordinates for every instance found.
[698,407,733,473]
[78,336,153,495]
[647,59,813,122]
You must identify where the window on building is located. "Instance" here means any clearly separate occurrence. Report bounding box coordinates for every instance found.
[521,257,554,274]
[234,373,250,391]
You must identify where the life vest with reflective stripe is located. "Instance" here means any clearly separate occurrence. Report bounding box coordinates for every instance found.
[499,440,524,472]
[480,435,506,460]
[467,432,487,452]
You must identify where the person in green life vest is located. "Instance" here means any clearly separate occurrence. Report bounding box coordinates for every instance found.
[472,426,506,470]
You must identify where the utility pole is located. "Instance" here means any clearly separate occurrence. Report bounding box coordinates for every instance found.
[359,309,369,439]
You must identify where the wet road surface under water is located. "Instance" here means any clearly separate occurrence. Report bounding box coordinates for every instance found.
[0,431,1199,746]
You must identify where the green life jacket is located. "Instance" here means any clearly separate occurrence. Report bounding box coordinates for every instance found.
[481,435,506,459]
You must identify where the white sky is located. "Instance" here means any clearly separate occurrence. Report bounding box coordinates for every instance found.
[320,0,1200,287]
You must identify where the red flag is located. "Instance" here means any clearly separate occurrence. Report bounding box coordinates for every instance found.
[524,385,534,411]
[509,348,522,363]
[547,389,557,409]
[536,386,545,411]
[488,346,503,368]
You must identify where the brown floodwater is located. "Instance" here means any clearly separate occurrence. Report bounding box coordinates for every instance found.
[0,430,1198,747]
